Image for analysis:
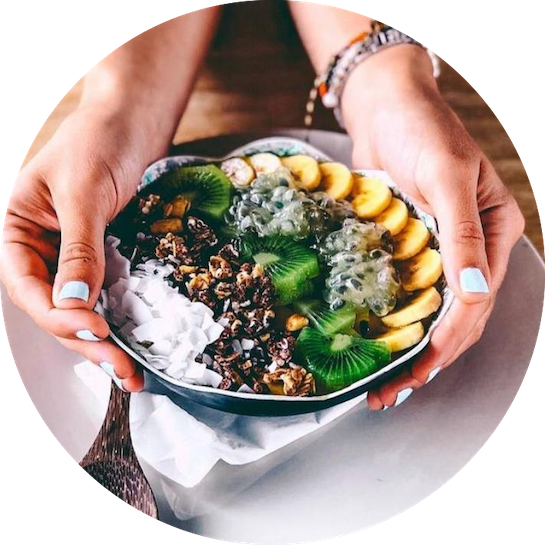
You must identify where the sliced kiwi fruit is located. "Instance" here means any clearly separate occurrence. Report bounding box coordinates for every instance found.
[294,299,356,336]
[296,327,391,393]
[144,164,232,221]
[241,235,320,304]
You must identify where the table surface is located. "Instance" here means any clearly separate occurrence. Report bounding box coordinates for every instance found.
[22,1,542,254]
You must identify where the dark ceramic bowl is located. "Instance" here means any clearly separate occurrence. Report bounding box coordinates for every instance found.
[107,136,453,416]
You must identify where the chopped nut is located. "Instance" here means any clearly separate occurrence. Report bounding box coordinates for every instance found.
[189,272,213,291]
[139,194,162,215]
[263,367,315,396]
[209,255,233,280]
[286,313,309,332]
[179,265,197,274]
[252,263,265,278]
[151,218,183,234]
[236,270,253,287]
[168,196,192,218]
[214,281,232,299]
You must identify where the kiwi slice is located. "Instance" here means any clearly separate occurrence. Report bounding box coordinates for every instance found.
[294,299,356,336]
[241,235,320,304]
[144,164,232,221]
[296,327,391,393]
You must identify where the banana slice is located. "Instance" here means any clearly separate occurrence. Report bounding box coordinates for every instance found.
[281,155,321,190]
[381,287,442,329]
[221,157,255,188]
[249,153,282,174]
[400,247,443,292]
[374,321,425,352]
[373,197,408,236]
[351,176,393,219]
[393,218,431,261]
[319,162,354,199]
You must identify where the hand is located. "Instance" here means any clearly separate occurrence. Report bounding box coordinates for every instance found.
[342,46,525,409]
[1,103,162,391]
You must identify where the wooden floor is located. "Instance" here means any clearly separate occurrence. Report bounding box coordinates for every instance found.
[24,0,542,254]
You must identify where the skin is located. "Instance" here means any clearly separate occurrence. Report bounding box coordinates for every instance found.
[290,3,525,409]
[0,9,221,390]
[1,4,525,402]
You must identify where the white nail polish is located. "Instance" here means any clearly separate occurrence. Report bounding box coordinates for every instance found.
[76,330,101,341]
[426,368,441,384]
[394,388,413,407]
[99,362,126,391]
[460,268,490,294]
[59,281,90,302]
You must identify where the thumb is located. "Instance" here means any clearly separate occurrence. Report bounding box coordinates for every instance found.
[52,192,106,312]
[429,168,491,304]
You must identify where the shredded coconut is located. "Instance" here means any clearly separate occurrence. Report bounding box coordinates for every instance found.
[100,236,224,386]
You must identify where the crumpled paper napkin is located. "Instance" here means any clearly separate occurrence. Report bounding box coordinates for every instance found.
[75,361,367,488]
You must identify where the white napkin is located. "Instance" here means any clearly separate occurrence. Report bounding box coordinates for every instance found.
[75,361,367,488]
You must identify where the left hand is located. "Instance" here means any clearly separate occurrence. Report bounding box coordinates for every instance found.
[342,45,525,409]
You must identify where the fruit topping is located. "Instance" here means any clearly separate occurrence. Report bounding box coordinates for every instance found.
[221,157,255,188]
[373,321,425,352]
[240,235,320,304]
[319,162,354,199]
[144,164,232,221]
[294,299,356,336]
[392,218,431,260]
[319,219,399,316]
[373,197,408,236]
[296,327,391,393]
[281,154,321,190]
[399,247,443,292]
[381,287,442,328]
[351,175,392,219]
[249,152,283,174]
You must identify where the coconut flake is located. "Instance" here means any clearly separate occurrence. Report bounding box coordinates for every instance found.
[105,238,228,386]
[241,338,255,351]
[237,384,254,394]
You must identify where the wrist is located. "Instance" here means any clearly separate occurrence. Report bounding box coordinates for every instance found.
[341,44,439,139]
[79,70,179,159]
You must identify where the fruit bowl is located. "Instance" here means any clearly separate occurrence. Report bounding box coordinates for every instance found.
[102,137,453,416]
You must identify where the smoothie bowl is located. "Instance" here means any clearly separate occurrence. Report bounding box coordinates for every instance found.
[99,137,453,415]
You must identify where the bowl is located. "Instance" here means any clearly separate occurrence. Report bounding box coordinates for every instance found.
[106,137,453,416]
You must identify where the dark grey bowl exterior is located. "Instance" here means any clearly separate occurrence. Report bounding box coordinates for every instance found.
[142,362,414,417]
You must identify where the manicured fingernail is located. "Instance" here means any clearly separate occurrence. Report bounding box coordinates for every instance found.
[76,329,101,341]
[394,388,413,407]
[59,281,90,302]
[426,367,441,384]
[460,268,490,294]
[99,362,126,391]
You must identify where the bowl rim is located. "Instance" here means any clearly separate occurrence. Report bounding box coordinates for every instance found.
[108,136,454,403]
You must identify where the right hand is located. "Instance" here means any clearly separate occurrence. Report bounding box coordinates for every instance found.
[1,104,159,391]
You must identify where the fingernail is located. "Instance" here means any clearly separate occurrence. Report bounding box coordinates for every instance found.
[394,388,413,407]
[76,329,101,341]
[59,281,90,302]
[99,362,126,391]
[460,268,490,294]
[426,367,441,384]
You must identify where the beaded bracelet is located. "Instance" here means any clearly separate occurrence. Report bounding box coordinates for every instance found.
[305,22,441,129]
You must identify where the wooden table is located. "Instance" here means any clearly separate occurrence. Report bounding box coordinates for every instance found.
[24,1,543,254]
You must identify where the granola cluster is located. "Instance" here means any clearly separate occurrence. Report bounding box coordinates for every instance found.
[109,191,316,396]
[164,237,311,394]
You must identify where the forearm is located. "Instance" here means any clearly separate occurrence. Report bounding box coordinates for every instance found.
[80,8,221,149]
[289,2,373,72]
[289,3,436,139]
